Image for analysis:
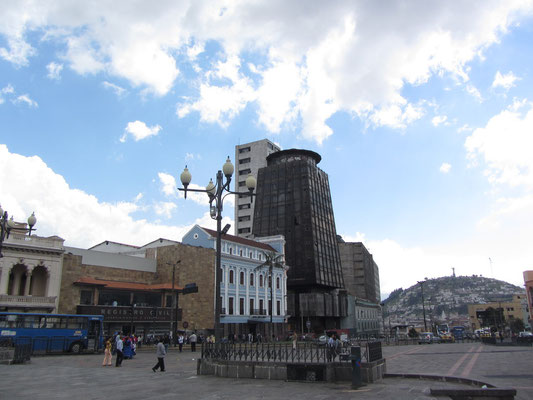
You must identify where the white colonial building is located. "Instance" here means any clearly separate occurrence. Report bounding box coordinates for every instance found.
[182,225,288,339]
[0,229,65,313]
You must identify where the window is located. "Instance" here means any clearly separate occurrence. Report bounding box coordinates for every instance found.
[277,300,281,315]
[165,295,172,308]
[229,247,233,255]
[240,271,245,285]
[238,204,251,210]
[250,273,254,286]
[259,299,264,314]
[239,298,245,315]
[259,275,263,287]
[240,250,243,256]
[229,297,234,315]
[238,181,247,187]
[276,277,280,289]
[229,270,234,284]
[238,228,251,234]
[80,290,93,305]
[239,157,251,164]
[239,168,251,176]
[249,298,254,314]
[239,146,251,154]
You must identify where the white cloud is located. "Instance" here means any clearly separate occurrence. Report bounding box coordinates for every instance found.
[465,99,533,188]
[102,81,126,96]
[46,62,63,80]
[0,144,209,247]
[13,94,38,107]
[177,55,256,128]
[154,201,177,219]
[432,115,448,127]
[120,120,161,142]
[457,124,473,133]
[466,84,483,102]
[0,1,530,143]
[491,70,520,90]
[440,163,452,173]
[158,172,176,196]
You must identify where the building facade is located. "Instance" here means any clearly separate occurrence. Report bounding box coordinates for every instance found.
[0,230,64,313]
[59,241,215,338]
[524,270,533,327]
[234,139,280,238]
[252,149,346,333]
[467,294,529,332]
[338,240,381,304]
[182,225,288,339]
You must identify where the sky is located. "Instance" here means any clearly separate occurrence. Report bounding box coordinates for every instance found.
[1,1,533,298]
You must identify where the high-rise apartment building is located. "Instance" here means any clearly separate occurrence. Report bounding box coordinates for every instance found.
[338,240,381,304]
[234,139,280,237]
[252,149,346,332]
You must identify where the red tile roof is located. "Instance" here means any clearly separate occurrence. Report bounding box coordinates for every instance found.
[201,227,276,252]
[74,276,179,291]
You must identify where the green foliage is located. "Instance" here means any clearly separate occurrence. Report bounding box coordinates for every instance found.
[509,318,525,333]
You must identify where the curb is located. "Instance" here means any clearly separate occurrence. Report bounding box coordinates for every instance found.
[384,373,496,388]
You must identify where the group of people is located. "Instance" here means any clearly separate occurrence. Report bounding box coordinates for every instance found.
[101,332,138,367]
[101,331,200,371]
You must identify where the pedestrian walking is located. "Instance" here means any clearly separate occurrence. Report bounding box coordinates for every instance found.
[189,332,197,352]
[178,334,184,352]
[152,338,166,372]
[102,337,112,366]
[292,332,298,350]
[115,335,124,367]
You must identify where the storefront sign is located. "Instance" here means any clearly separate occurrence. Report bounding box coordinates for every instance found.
[77,305,181,322]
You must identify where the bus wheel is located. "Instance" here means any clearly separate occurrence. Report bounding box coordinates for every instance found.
[70,342,82,354]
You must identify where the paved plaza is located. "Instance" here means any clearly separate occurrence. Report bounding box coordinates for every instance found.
[0,342,531,399]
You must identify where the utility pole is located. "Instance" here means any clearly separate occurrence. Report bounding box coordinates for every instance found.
[418,280,428,332]
[168,260,181,345]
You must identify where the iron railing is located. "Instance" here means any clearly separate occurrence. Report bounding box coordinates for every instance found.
[0,337,31,363]
[201,341,383,364]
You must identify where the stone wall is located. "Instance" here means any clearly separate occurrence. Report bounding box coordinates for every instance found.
[197,358,386,383]
[155,244,215,331]
[58,243,215,331]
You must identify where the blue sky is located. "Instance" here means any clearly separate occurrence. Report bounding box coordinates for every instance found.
[1,1,533,296]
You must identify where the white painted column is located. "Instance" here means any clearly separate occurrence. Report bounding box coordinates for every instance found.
[245,268,250,315]
[223,265,229,313]
[235,267,240,314]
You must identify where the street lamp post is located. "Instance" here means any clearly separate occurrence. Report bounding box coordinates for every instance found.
[178,157,256,340]
[0,205,37,258]
[418,280,428,332]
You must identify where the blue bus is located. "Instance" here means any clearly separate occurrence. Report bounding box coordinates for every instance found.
[451,326,465,340]
[0,312,104,354]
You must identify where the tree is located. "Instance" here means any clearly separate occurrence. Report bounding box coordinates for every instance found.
[509,318,525,334]
[408,327,418,338]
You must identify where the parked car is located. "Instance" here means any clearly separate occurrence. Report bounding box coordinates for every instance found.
[418,332,435,344]
[317,335,328,345]
[519,331,533,337]
[440,333,455,343]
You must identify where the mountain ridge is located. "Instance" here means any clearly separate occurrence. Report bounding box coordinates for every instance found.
[382,275,525,325]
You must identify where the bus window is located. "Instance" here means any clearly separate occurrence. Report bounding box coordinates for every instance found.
[45,317,67,329]
[23,315,40,329]
[67,317,87,330]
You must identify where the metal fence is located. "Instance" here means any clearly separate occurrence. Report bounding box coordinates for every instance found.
[0,337,31,363]
[201,341,383,364]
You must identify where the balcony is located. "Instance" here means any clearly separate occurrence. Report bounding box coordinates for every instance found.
[0,294,57,309]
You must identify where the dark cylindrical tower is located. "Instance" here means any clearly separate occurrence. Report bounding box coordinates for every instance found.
[252,149,344,290]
